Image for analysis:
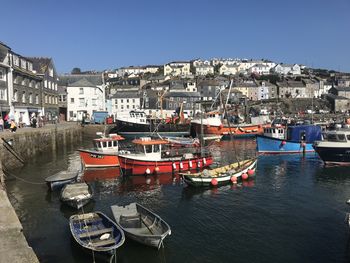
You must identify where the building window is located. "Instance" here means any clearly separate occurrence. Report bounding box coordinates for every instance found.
[79,88,84,94]
[69,111,73,117]
[70,98,74,103]
[29,93,33,103]
[0,69,4,80]
[22,91,26,103]
[94,88,97,95]
[44,80,47,88]
[35,94,39,104]
[92,99,97,106]
[79,98,85,107]
[0,89,6,100]
[132,99,135,103]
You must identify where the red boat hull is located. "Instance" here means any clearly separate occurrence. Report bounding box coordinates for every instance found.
[119,155,213,175]
[79,150,120,168]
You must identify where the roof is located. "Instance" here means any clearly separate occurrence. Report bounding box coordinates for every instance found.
[93,135,124,142]
[132,138,168,145]
[112,92,140,99]
[58,74,103,86]
[335,86,350,92]
[164,91,200,97]
[68,78,96,87]
[27,57,52,74]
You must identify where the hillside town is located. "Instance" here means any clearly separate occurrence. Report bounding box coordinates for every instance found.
[1,40,350,128]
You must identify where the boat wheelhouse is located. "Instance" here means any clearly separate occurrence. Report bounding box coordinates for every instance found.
[313,129,350,165]
[118,137,213,175]
[78,133,125,168]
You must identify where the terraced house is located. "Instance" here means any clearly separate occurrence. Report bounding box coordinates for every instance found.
[0,41,43,126]
[28,57,59,121]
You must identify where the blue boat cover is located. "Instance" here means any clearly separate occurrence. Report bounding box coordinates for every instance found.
[286,125,322,143]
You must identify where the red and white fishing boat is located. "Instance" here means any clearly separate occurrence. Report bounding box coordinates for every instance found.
[78,132,125,168]
[118,137,213,175]
[191,111,265,138]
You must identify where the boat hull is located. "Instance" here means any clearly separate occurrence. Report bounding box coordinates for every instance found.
[192,122,263,138]
[69,212,125,255]
[112,120,190,138]
[314,145,350,165]
[118,155,213,175]
[78,149,120,168]
[111,203,171,249]
[256,135,314,154]
[182,159,257,187]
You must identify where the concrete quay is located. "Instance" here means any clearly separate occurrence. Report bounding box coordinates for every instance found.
[0,185,39,263]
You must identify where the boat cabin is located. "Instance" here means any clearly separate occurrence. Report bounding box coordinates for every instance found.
[321,130,350,142]
[93,133,125,152]
[131,137,168,160]
[264,125,322,143]
[118,110,148,124]
[263,127,286,139]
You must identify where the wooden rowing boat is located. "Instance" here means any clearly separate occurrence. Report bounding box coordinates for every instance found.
[69,212,125,255]
[180,158,257,187]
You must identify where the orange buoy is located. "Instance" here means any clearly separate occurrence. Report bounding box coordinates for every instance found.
[211,178,218,186]
[281,140,286,145]
[241,173,248,180]
[231,176,237,183]
[154,166,160,173]
[247,169,255,176]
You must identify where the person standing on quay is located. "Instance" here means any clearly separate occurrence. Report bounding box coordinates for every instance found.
[0,116,3,132]
[10,120,17,133]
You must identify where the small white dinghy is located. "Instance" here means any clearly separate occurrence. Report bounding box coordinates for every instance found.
[111,203,171,249]
[60,182,93,209]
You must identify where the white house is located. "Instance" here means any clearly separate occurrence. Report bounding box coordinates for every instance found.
[164,61,191,76]
[111,91,140,118]
[248,64,271,75]
[219,64,238,75]
[257,81,270,100]
[67,78,105,121]
[272,64,301,75]
[195,65,214,76]
[117,65,160,77]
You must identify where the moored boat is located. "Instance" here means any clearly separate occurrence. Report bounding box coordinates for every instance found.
[60,182,93,209]
[78,133,125,168]
[191,111,265,138]
[110,110,191,138]
[180,158,257,187]
[118,137,213,175]
[256,124,322,154]
[45,170,80,191]
[69,212,125,255]
[313,129,350,165]
[111,203,171,249]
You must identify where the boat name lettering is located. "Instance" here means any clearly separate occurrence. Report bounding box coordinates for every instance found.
[90,153,104,159]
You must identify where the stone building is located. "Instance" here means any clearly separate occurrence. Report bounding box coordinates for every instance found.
[28,57,59,121]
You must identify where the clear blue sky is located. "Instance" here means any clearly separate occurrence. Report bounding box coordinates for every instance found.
[2,0,350,73]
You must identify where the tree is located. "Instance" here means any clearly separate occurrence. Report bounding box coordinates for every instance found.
[71,68,81,74]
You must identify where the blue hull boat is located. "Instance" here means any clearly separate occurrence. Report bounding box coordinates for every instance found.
[256,124,322,154]
[256,135,314,154]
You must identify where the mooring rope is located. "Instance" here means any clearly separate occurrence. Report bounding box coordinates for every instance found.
[3,170,46,185]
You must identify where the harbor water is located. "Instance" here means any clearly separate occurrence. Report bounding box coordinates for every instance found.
[6,137,350,263]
